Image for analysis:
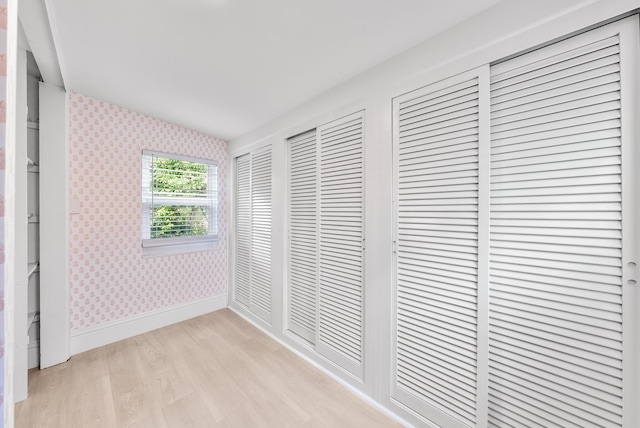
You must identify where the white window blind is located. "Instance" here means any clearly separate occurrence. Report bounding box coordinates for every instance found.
[316,111,365,379]
[287,129,318,343]
[141,151,218,253]
[393,73,482,428]
[233,146,273,323]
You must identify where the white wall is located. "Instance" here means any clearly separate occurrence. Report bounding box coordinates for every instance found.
[227,0,640,426]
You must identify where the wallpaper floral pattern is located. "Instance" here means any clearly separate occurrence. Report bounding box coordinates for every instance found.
[68,93,228,332]
[0,0,7,420]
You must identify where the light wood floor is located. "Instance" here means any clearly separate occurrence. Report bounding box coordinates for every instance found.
[15,309,402,427]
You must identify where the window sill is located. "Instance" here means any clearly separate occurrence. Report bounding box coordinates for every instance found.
[141,239,218,257]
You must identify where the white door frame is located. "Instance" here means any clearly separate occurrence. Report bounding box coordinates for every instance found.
[38,82,70,369]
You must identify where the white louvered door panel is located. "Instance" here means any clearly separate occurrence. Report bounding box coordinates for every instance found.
[235,154,251,307]
[288,130,318,343]
[393,71,484,428]
[317,112,365,379]
[249,146,272,322]
[488,20,639,428]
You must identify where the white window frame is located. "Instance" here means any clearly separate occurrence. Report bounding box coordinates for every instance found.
[141,150,219,257]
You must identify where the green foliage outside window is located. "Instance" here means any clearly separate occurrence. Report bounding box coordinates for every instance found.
[151,205,208,238]
[150,157,210,239]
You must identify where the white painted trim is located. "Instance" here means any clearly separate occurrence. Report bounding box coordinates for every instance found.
[475,64,491,428]
[19,0,65,87]
[228,307,414,428]
[13,47,28,403]
[5,0,20,422]
[39,82,70,369]
[141,149,218,166]
[70,295,227,355]
[619,15,640,428]
[269,138,286,340]
[367,92,393,406]
[141,240,218,258]
[227,136,273,160]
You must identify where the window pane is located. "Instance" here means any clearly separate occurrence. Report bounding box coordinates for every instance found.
[151,205,209,239]
[153,157,208,198]
[142,154,217,243]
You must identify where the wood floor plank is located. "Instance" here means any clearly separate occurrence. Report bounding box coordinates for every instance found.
[131,334,194,407]
[161,392,217,428]
[15,309,402,428]
[106,337,171,428]
[22,361,73,428]
[74,375,118,428]
[215,401,273,428]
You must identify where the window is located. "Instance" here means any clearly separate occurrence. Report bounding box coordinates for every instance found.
[142,150,218,256]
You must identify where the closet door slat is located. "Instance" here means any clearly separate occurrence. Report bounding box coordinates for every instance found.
[249,147,273,322]
[488,33,625,428]
[235,154,251,306]
[288,130,318,343]
[393,75,481,428]
[317,112,365,379]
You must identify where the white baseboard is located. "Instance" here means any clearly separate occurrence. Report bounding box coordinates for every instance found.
[70,294,227,355]
[28,340,40,369]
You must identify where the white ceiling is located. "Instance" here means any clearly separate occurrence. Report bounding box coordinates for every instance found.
[47,0,501,141]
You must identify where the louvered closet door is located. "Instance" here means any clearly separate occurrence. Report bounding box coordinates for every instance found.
[488,20,638,428]
[317,112,365,379]
[235,154,251,306]
[393,71,483,428]
[249,146,272,322]
[288,130,318,343]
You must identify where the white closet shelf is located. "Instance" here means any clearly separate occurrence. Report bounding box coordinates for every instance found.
[27,214,39,223]
[27,121,39,130]
[28,262,39,277]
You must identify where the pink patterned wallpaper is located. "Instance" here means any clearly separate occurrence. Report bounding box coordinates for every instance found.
[68,93,228,332]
